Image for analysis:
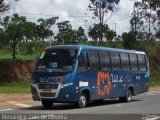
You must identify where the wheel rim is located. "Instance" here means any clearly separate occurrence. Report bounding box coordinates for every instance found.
[127,90,132,101]
[80,96,86,107]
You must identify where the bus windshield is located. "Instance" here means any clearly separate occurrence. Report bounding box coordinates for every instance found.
[35,48,78,76]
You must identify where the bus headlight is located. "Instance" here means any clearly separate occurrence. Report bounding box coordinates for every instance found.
[61,83,73,89]
[32,83,37,88]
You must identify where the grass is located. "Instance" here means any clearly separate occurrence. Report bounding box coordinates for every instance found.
[0,49,36,61]
[149,70,160,87]
[0,80,31,94]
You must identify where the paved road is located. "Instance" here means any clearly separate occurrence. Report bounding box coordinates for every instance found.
[0,91,160,120]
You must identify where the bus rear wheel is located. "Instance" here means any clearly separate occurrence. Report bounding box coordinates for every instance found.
[41,100,53,108]
[119,89,133,102]
[77,94,87,108]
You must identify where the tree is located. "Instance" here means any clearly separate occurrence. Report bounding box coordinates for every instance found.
[122,31,137,50]
[55,21,87,44]
[0,0,20,14]
[0,28,8,47]
[76,27,87,43]
[0,13,37,59]
[130,0,160,56]
[55,21,72,44]
[36,17,59,43]
[88,0,120,41]
[0,0,9,13]
[88,23,115,42]
[130,0,160,39]
[24,21,38,54]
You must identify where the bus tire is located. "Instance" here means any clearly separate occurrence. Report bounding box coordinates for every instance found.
[119,89,133,102]
[77,93,87,108]
[41,100,53,108]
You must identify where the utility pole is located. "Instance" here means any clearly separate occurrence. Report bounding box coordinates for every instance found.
[114,23,117,36]
[114,23,117,41]
[148,8,151,62]
[133,6,137,41]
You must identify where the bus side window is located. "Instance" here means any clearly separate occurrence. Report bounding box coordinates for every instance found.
[137,54,147,71]
[87,51,100,70]
[120,53,130,71]
[78,51,87,72]
[129,54,138,71]
[110,52,121,71]
[99,51,111,71]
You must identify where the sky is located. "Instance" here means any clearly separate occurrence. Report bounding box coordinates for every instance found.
[5,0,135,36]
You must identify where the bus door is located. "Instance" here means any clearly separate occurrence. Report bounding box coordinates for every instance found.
[86,50,101,100]
[136,54,149,93]
[76,50,100,100]
[109,52,125,98]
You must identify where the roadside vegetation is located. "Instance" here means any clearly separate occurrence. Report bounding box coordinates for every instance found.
[150,70,160,87]
[0,80,31,93]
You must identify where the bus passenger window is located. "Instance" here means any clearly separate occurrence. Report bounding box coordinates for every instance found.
[78,51,87,72]
[87,51,100,70]
[120,53,130,71]
[99,51,111,71]
[129,54,138,71]
[138,55,147,71]
[110,52,121,71]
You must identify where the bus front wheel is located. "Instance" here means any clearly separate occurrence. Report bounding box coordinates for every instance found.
[119,89,133,102]
[41,100,53,108]
[77,94,87,108]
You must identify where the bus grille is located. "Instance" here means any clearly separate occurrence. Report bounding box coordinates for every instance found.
[40,92,56,97]
[38,84,59,89]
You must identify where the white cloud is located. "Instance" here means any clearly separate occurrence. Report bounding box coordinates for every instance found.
[7,0,134,35]
[107,0,134,35]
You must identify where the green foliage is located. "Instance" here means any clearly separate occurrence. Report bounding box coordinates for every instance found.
[55,21,87,44]
[88,23,116,42]
[88,0,119,41]
[130,0,160,40]
[122,31,137,50]
[0,80,31,93]
[0,14,37,59]
[0,14,60,59]
[86,41,123,49]
[150,69,160,87]
[0,49,35,61]
[36,17,59,41]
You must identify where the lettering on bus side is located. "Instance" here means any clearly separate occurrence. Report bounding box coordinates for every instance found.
[110,74,133,83]
[110,74,124,83]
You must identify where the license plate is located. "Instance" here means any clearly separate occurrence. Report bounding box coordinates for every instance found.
[43,89,51,93]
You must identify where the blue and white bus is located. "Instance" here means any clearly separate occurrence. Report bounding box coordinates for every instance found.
[31,44,149,108]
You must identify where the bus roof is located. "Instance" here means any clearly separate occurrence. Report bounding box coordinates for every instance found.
[45,44,146,55]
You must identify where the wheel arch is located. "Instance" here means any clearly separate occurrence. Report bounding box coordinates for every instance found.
[127,85,134,96]
[80,87,91,102]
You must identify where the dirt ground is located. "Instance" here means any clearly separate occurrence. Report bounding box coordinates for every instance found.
[0,93,32,102]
